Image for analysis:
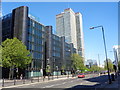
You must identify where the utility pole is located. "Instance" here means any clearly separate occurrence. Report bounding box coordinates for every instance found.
[90,26,112,84]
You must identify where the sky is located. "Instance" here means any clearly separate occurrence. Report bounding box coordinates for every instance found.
[2,2,118,65]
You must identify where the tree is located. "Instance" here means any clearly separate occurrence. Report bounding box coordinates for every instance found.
[104,59,114,72]
[118,61,120,71]
[61,65,65,74]
[61,65,65,70]
[0,45,2,67]
[90,65,99,72]
[71,53,85,71]
[46,64,51,73]
[99,67,105,71]
[46,64,51,76]
[1,38,32,79]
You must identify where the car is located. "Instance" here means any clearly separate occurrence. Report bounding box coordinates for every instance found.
[78,73,85,78]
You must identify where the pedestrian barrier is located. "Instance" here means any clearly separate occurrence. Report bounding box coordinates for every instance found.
[38,76,39,82]
[23,77,25,84]
[2,78,4,87]
[31,77,33,83]
[14,77,16,85]
[2,74,73,87]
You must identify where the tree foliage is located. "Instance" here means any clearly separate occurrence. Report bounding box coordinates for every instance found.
[46,65,51,73]
[104,59,114,72]
[90,65,99,72]
[118,61,120,70]
[0,45,2,67]
[1,38,32,68]
[61,65,65,70]
[71,53,85,71]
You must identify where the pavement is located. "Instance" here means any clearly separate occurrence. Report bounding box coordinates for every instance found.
[1,74,73,88]
[1,73,120,89]
[103,74,120,89]
[1,73,104,89]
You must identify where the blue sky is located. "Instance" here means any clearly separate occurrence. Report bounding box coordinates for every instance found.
[2,2,118,65]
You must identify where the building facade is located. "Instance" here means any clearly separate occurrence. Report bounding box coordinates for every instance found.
[86,59,98,68]
[45,26,76,72]
[2,6,76,78]
[56,8,84,58]
[113,45,120,69]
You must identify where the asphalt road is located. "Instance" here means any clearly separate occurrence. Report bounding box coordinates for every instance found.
[4,74,108,89]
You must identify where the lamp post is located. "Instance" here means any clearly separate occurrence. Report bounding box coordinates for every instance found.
[109,50,118,77]
[90,26,112,84]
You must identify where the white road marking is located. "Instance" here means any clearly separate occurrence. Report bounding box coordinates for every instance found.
[43,82,69,88]
[57,83,63,85]
[44,85,55,88]
[31,85,35,86]
[62,82,66,84]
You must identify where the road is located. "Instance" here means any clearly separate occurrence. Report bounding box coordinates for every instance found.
[3,74,109,89]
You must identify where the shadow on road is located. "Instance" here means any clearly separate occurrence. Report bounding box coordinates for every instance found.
[65,75,109,89]
[84,75,108,84]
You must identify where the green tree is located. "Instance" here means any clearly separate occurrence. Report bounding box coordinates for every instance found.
[46,65,51,73]
[90,65,99,72]
[1,38,32,79]
[118,61,120,71]
[61,65,65,70]
[0,45,2,67]
[99,67,105,71]
[71,53,85,71]
[104,59,114,72]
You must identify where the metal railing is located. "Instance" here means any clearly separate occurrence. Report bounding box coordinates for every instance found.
[2,71,73,87]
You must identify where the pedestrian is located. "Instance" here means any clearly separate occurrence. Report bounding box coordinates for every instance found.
[20,74,23,80]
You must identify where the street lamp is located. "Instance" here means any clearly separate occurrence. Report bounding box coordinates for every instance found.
[109,50,118,76]
[90,26,112,84]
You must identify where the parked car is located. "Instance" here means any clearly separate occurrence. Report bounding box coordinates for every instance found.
[78,73,85,78]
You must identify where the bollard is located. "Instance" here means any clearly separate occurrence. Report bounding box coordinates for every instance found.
[52,73,54,80]
[43,76,45,81]
[48,75,49,80]
[68,71,69,78]
[31,77,33,83]
[2,78,4,87]
[57,71,58,79]
[23,77,25,84]
[14,77,16,85]
[38,76,39,82]
[67,71,69,78]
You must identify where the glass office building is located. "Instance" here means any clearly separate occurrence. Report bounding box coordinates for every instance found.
[2,13,12,41]
[27,16,45,77]
[2,6,76,78]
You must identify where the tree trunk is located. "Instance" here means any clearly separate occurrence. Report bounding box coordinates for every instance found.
[9,66,14,79]
[9,67,12,80]
[11,67,14,79]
